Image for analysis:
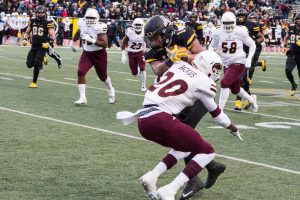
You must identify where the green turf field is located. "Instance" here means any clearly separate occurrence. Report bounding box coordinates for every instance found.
[0,46,299,200]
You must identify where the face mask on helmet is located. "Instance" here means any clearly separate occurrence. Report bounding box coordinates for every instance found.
[192,51,223,82]
[144,16,174,52]
[133,18,144,33]
[85,9,99,27]
[236,9,247,25]
[248,12,259,23]
[221,12,236,33]
[36,6,46,20]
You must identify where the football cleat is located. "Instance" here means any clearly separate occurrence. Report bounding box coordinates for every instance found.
[261,59,267,72]
[58,64,63,69]
[244,100,251,110]
[251,95,258,112]
[74,98,87,105]
[205,161,226,189]
[247,78,252,85]
[108,87,115,104]
[28,82,37,88]
[141,85,147,92]
[180,176,204,200]
[57,57,63,69]
[43,56,48,65]
[157,184,176,200]
[234,100,242,111]
[290,83,297,96]
[139,171,158,200]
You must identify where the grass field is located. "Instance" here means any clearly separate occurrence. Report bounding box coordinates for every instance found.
[0,46,300,200]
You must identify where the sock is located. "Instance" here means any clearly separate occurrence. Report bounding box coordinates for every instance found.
[169,172,189,191]
[78,84,86,99]
[152,162,167,178]
[104,76,113,90]
[33,69,39,83]
[237,88,254,103]
[140,70,146,87]
[219,88,230,110]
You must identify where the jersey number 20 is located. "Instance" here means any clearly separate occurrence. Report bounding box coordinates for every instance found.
[148,71,188,97]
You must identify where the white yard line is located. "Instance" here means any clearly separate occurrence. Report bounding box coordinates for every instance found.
[64,77,77,81]
[126,78,139,82]
[0,106,299,175]
[0,77,13,80]
[259,80,275,84]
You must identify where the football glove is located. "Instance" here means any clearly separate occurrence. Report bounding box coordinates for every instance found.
[22,39,28,46]
[296,40,300,46]
[166,45,188,62]
[42,42,49,49]
[245,58,251,68]
[121,50,127,64]
[81,34,96,44]
[229,129,243,141]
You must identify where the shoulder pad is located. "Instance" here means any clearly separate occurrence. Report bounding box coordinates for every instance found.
[94,22,107,34]
[125,27,134,35]
[77,18,86,30]
[175,27,196,49]
[196,73,217,97]
[237,26,249,37]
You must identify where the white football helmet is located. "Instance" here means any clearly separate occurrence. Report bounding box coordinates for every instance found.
[192,51,223,82]
[0,12,5,18]
[132,18,144,32]
[221,12,236,33]
[84,8,99,27]
[22,13,27,18]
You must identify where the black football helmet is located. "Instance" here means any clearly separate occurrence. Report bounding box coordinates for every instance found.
[236,8,248,25]
[248,12,259,23]
[36,5,46,20]
[144,15,175,52]
[294,12,300,26]
[189,12,198,22]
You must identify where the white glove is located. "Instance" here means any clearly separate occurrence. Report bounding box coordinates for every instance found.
[69,40,77,52]
[245,58,252,68]
[229,129,243,141]
[121,50,127,64]
[81,34,96,44]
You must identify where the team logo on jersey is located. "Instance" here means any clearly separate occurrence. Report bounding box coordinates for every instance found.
[225,35,235,41]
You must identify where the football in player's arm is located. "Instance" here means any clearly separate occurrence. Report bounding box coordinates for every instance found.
[22,5,55,88]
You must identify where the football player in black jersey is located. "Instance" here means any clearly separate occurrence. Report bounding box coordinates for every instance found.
[283,12,300,98]
[22,5,55,88]
[142,15,226,200]
[234,10,265,110]
[185,12,205,44]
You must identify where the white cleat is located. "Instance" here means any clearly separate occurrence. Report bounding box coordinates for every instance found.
[108,87,115,104]
[74,98,87,105]
[251,95,258,112]
[157,184,176,200]
[139,171,158,200]
[141,86,147,92]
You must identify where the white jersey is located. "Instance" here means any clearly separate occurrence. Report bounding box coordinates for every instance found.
[19,17,28,29]
[275,27,282,40]
[77,18,107,52]
[209,26,253,66]
[64,20,70,31]
[143,61,217,115]
[125,27,145,53]
[8,17,19,30]
[204,25,216,44]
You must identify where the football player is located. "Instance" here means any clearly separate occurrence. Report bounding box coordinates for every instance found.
[144,15,226,200]
[70,8,115,105]
[234,10,265,110]
[22,5,55,88]
[209,12,258,112]
[185,12,204,44]
[118,51,241,200]
[283,12,300,98]
[121,18,147,92]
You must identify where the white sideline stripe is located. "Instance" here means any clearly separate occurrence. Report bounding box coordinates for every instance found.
[259,80,275,84]
[0,77,13,80]
[0,106,299,175]
[64,78,77,81]
[1,72,300,122]
[126,79,139,82]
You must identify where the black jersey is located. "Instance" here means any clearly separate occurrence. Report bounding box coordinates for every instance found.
[185,21,204,41]
[29,18,54,47]
[145,27,196,63]
[245,21,260,41]
[288,24,300,55]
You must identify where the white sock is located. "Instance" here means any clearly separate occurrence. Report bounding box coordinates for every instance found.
[169,172,189,192]
[219,88,230,110]
[236,88,254,103]
[140,70,146,87]
[152,162,167,178]
[78,84,86,99]
[104,76,113,90]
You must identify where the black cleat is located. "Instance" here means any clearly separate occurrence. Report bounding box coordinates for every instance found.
[290,83,297,96]
[205,161,226,189]
[180,176,204,200]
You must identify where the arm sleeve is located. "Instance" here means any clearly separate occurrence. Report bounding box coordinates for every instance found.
[242,30,256,61]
